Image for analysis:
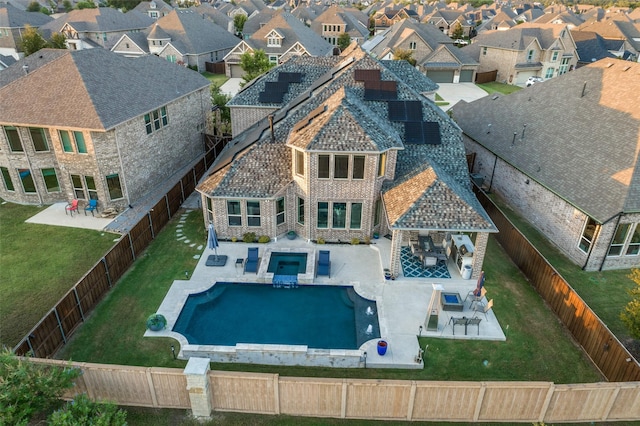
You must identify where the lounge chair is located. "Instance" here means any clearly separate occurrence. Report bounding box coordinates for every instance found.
[317,250,331,277]
[84,199,98,216]
[244,247,259,274]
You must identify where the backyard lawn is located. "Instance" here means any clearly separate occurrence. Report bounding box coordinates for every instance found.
[0,200,117,348]
[476,82,522,95]
[57,208,601,384]
[201,72,229,87]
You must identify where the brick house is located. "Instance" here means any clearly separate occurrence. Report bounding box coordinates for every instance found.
[461,22,578,85]
[0,48,210,212]
[0,3,52,60]
[453,59,640,271]
[310,5,369,47]
[197,45,497,279]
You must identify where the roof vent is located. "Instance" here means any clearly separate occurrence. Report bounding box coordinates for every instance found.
[491,95,499,100]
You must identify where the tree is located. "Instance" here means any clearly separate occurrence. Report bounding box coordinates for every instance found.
[393,48,416,66]
[75,1,97,9]
[18,25,48,56]
[0,349,80,425]
[621,269,640,339]
[49,33,67,49]
[337,33,351,51]
[239,49,275,86]
[210,83,231,123]
[233,14,247,37]
[451,21,464,40]
[26,1,41,11]
[63,0,73,12]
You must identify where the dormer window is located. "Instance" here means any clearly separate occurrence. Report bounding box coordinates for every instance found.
[268,36,281,47]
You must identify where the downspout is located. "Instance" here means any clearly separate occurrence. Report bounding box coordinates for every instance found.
[113,129,131,206]
[487,154,498,193]
[595,213,623,272]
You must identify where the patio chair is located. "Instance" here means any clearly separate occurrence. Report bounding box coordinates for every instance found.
[65,199,79,216]
[474,299,494,320]
[316,250,331,278]
[466,317,482,335]
[449,317,467,335]
[465,286,487,309]
[244,247,259,274]
[84,199,98,216]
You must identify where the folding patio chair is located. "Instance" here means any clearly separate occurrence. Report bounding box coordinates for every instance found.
[474,299,494,320]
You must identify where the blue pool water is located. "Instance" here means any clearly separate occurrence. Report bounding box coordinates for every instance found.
[173,283,379,349]
[267,252,307,275]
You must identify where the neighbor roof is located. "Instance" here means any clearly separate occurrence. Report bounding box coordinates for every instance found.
[453,59,640,221]
[40,7,152,34]
[0,48,209,131]
[0,3,52,27]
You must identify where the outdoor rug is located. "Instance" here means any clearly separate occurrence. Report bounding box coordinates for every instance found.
[400,247,451,279]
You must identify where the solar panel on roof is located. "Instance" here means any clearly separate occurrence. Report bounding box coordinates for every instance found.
[405,122,424,144]
[405,101,422,122]
[422,122,441,145]
[354,69,381,82]
[258,91,285,103]
[278,72,303,83]
[387,101,406,121]
[264,81,289,93]
[404,121,442,145]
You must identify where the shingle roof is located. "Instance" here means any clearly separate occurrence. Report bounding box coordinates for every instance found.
[453,59,640,221]
[40,7,152,34]
[0,48,210,131]
[571,30,618,63]
[0,3,52,27]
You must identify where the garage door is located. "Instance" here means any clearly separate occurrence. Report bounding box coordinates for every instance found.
[427,70,454,83]
[229,64,244,78]
[460,70,474,82]
[516,71,536,85]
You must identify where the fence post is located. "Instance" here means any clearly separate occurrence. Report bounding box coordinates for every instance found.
[73,287,85,321]
[184,357,212,419]
[54,307,66,343]
[102,258,112,287]
[148,211,155,240]
[165,195,171,220]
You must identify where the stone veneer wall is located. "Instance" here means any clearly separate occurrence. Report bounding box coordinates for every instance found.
[464,136,640,271]
[230,106,278,137]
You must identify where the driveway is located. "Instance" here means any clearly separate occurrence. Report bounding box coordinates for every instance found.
[435,83,488,111]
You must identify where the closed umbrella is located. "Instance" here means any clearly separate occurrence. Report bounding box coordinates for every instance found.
[208,222,219,258]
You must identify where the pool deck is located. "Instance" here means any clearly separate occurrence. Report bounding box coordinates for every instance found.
[151,224,506,370]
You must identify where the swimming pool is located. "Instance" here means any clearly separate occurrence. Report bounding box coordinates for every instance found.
[267,252,308,275]
[172,282,380,350]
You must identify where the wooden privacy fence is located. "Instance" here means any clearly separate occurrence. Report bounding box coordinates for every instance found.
[29,359,640,423]
[13,143,228,358]
[474,188,640,382]
[475,70,497,84]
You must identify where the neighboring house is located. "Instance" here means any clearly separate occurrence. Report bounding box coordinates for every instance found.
[533,10,584,29]
[223,11,333,78]
[240,7,278,39]
[422,9,473,38]
[112,9,240,71]
[453,59,640,271]
[363,19,478,83]
[372,8,417,34]
[0,48,210,212]
[461,23,578,85]
[571,30,621,66]
[475,8,518,33]
[194,3,233,34]
[0,52,16,69]
[0,3,52,59]
[198,45,497,279]
[310,5,369,47]
[290,3,318,27]
[575,19,640,62]
[39,7,153,51]
[132,0,173,21]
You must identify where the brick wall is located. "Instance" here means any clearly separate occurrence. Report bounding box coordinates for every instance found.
[230,106,278,137]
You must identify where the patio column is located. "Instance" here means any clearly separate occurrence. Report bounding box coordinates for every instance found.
[472,232,489,280]
[389,229,404,277]
[184,357,212,419]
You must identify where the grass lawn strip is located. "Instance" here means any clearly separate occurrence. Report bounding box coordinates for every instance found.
[58,209,601,383]
[0,201,117,347]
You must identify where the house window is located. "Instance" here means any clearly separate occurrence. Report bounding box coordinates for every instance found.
[59,130,73,152]
[85,176,98,200]
[18,168,36,193]
[1,167,14,191]
[551,51,559,61]
[41,168,60,192]
[350,202,362,229]
[126,43,130,48]
[318,154,329,178]
[627,225,640,255]
[378,152,386,177]
[333,202,346,228]
[317,202,328,228]
[276,197,285,225]
[559,57,570,75]
[409,41,417,50]
[544,68,554,79]
[106,174,123,200]
[527,49,534,61]
[374,199,381,226]
[334,155,349,179]
[269,55,278,64]
[247,201,261,227]
[267,37,280,47]
[167,55,176,63]
[482,47,487,56]
[71,174,85,199]
[227,200,241,226]
[297,196,304,225]
[578,217,597,253]
[144,106,168,134]
[295,150,304,176]
[4,126,23,152]
[353,156,365,179]
[29,128,48,152]
[608,223,630,256]
[74,131,87,153]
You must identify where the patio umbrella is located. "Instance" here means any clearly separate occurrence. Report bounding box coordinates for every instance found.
[208,222,219,258]
[474,271,485,296]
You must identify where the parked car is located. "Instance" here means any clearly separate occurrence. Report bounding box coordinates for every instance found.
[453,39,469,45]
[526,76,544,87]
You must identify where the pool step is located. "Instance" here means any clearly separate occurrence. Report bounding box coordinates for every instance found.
[272,274,299,288]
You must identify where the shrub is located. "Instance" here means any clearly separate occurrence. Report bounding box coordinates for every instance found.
[242,232,257,243]
[621,269,640,339]
[317,237,325,244]
[48,393,127,426]
[231,236,237,243]
[258,235,270,243]
[146,313,167,331]
[351,238,360,245]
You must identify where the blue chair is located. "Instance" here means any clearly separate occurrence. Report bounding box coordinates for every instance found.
[317,250,331,277]
[84,199,98,216]
[244,247,259,274]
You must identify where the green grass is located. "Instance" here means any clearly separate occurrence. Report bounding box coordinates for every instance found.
[0,201,117,348]
[201,72,229,87]
[488,194,636,339]
[476,82,522,95]
[57,209,601,384]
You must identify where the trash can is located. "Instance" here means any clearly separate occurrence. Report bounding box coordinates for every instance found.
[462,264,472,280]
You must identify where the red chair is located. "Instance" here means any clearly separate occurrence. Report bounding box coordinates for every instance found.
[65,199,79,216]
